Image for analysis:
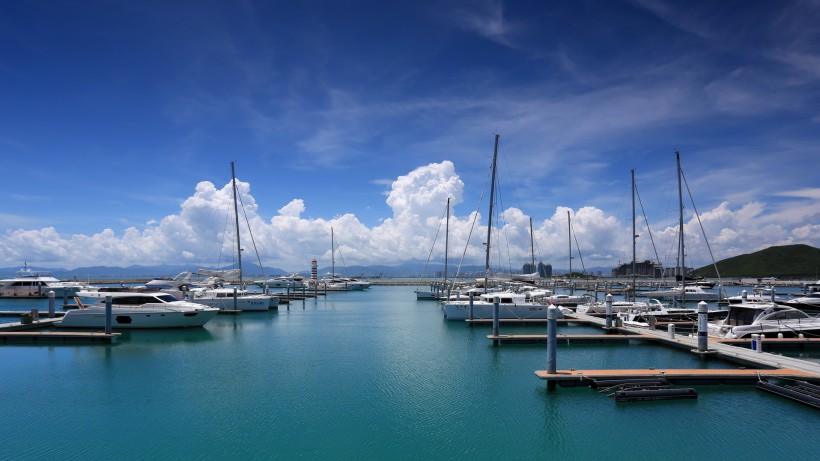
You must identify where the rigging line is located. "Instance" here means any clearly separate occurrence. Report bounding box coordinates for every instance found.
[420,201,448,278]
[679,168,722,281]
[493,139,523,275]
[492,174,513,276]
[634,182,663,267]
[236,189,266,278]
[218,207,232,270]
[570,219,587,274]
[333,232,351,277]
[453,153,493,281]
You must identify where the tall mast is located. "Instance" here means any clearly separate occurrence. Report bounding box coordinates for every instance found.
[567,210,572,280]
[631,169,637,301]
[484,134,500,291]
[529,217,535,271]
[231,161,243,287]
[444,197,450,287]
[676,151,686,304]
[331,226,335,276]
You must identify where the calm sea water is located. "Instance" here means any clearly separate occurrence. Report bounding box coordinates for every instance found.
[1,285,818,460]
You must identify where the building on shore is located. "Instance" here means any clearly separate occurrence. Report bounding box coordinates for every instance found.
[611,260,665,278]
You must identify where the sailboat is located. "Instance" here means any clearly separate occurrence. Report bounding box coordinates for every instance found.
[188,162,279,311]
[642,152,722,303]
[312,227,370,291]
[443,135,554,320]
[416,198,452,300]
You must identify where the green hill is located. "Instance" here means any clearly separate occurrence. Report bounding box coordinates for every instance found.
[692,244,820,279]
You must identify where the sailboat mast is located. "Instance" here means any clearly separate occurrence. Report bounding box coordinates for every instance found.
[484,134,500,291]
[567,210,572,278]
[631,169,637,300]
[529,217,535,271]
[331,226,335,276]
[444,197,450,287]
[231,161,243,287]
[676,151,685,283]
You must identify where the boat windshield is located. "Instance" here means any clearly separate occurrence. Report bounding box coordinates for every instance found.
[156,294,180,303]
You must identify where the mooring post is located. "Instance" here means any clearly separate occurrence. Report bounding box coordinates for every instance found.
[494,296,501,346]
[605,293,613,329]
[492,297,500,338]
[546,305,558,391]
[48,290,55,318]
[105,295,113,334]
[233,287,238,311]
[62,290,69,309]
[469,292,474,320]
[668,323,675,339]
[757,334,765,353]
[697,301,708,352]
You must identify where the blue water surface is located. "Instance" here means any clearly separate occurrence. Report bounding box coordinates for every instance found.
[1,285,818,460]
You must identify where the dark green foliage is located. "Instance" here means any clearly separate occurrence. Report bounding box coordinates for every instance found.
[692,244,820,279]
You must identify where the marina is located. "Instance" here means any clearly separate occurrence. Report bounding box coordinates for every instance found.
[1,284,819,460]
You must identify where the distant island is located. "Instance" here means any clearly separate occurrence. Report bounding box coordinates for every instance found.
[692,244,820,279]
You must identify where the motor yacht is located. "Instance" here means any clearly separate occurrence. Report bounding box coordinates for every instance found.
[709,302,820,339]
[58,291,219,328]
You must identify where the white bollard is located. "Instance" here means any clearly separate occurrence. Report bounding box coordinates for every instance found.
[668,323,675,339]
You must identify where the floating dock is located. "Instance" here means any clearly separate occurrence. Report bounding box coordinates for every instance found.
[535,368,818,387]
[0,331,119,343]
[532,312,820,388]
[488,333,657,344]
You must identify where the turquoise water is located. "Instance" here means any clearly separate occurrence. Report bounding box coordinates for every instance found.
[1,285,818,460]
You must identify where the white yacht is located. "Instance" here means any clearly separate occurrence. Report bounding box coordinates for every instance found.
[443,291,555,320]
[725,286,786,305]
[640,284,722,302]
[254,273,305,289]
[0,266,87,298]
[187,286,278,311]
[58,291,219,328]
[782,293,820,313]
[709,302,820,339]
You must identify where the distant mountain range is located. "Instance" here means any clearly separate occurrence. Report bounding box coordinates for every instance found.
[0,261,612,280]
[692,244,820,279]
[10,244,814,279]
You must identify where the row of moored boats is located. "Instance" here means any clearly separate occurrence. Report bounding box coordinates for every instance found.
[423,279,820,340]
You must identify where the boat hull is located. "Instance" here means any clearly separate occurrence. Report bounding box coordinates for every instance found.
[444,302,551,320]
[57,306,219,328]
[190,295,275,311]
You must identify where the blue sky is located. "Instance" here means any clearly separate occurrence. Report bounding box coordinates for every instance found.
[2,0,819,274]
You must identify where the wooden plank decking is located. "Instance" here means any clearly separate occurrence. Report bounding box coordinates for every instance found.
[0,331,120,343]
[535,367,819,385]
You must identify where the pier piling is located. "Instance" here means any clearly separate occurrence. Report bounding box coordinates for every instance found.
[492,298,500,344]
[546,305,558,391]
[605,294,613,329]
[105,295,112,334]
[48,291,55,318]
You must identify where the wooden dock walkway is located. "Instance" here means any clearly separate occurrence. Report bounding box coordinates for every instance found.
[465,318,585,326]
[0,331,119,343]
[532,311,820,384]
[534,368,818,386]
[488,333,657,344]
